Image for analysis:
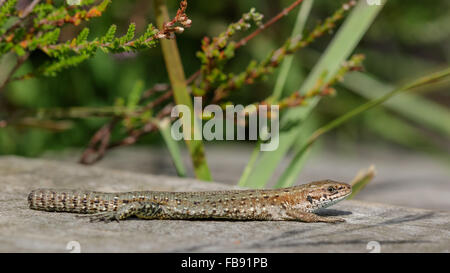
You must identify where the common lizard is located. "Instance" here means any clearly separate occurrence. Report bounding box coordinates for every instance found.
[28,180,352,223]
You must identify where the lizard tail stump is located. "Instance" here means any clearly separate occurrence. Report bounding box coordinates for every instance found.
[28,180,352,223]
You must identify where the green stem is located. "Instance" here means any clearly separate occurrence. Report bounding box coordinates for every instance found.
[238,0,313,188]
[153,0,211,181]
[237,142,261,187]
[271,0,314,102]
[308,68,450,145]
[158,117,187,177]
[347,165,376,199]
[275,67,450,188]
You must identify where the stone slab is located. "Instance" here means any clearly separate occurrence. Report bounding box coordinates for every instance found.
[0,156,448,253]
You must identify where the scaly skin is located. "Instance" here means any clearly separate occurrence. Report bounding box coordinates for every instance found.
[28,180,352,223]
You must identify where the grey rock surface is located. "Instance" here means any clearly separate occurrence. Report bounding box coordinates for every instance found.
[0,156,449,253]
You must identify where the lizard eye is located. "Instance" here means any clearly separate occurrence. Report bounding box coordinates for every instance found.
[327,186,335,192]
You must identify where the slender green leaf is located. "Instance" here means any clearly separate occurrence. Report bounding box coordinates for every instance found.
[237,142,261,187]
[365,109,450,166]
[238,0,315,188]
[342,72,450,137]
[274,0,385,188]
[298,46,450,138]
[158,117,187,177]
[244,0,385,188]
[271,0,314,102]
[348,165,376,199]
[127,80,144,110]
[154,0,211,181]
[277,67,450,187]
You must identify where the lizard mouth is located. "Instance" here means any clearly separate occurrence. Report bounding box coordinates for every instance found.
[320,193,350,208]
[313,191,351,211]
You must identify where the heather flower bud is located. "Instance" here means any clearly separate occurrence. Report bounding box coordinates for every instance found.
[174,26,184,33]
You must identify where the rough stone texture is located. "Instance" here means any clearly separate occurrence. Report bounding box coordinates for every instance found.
[0,156,449,253]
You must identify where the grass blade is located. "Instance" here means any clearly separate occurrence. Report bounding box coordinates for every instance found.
[365,109,450,166]
[246,0,385,188]
[348,165,376,199]
[342,71,450,137]
[276,67,450,187]
[238,0,315,188]
[271,0,314,101]
[158,117,187,177]
[237,142,261,187]
[299,47,450,138]
[154,0,211,180]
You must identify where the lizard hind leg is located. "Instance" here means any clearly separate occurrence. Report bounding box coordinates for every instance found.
[79,202,161,222]
[135,202,163,219]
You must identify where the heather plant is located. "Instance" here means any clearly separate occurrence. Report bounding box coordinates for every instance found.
[1,0,449,192]
[0,0,190,87]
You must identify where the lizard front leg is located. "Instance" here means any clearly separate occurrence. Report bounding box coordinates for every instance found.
[285,209,345,223]
[78,202,162,222]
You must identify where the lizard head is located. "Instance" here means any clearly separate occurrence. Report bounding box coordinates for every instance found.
[303,180,352,212]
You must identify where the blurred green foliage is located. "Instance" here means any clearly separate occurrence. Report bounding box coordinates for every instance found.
[0,0,449,159]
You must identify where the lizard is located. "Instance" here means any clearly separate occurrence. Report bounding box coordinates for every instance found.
[28,180,352,223]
